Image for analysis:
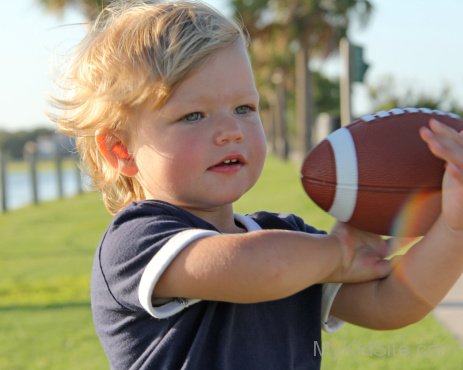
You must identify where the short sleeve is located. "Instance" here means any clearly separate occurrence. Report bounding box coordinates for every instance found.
[321,283,344,332]
[138,228,218,318]
[96,201,218,313]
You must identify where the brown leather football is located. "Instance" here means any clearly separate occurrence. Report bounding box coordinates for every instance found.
[301,107,463,236]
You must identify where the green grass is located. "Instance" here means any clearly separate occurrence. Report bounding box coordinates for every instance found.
[0,191,111,370]
[321,318,463,370]
[1,155,462,369]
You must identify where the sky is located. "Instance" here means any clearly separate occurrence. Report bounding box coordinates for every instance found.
[1,0,462,131]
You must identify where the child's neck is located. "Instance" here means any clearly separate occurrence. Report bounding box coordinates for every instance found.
[185,205,245,234]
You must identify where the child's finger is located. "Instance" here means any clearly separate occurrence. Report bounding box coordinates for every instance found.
[419,120,463,165]
[419,126,450,160]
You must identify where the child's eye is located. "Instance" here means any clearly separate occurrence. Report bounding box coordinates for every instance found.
[235,105,255,115]
[181,112,204,122]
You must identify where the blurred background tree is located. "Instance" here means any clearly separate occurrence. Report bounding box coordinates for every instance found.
[38,0,110,20]
[232,0,373,158]
[367,76,463,117]
[1,128,47,159]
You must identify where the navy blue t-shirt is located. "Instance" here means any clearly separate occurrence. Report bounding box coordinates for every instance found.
[91,200,335,370]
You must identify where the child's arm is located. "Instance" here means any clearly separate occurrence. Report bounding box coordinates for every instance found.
[154,226,391,304]
[331,119,463,329]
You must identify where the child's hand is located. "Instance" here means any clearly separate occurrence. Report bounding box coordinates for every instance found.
[327,222,392,283]
[420,119,463,232]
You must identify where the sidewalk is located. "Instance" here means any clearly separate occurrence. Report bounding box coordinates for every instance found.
[433,274,463,345]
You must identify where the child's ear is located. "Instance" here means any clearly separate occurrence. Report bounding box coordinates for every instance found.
[95,133,138,177]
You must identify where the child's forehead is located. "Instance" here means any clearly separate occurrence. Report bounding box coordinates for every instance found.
[170,43,255,94]
[138,42,257,118]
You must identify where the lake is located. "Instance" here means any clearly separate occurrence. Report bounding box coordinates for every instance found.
[2,167,90,211]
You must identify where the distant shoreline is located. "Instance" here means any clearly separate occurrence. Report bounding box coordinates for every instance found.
[6,158,79,173]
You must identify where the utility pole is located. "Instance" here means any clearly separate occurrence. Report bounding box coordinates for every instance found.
[340,38,369,126]
[340,38,352,126]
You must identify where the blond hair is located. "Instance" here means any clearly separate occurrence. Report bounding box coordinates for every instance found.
[50,0,248,214]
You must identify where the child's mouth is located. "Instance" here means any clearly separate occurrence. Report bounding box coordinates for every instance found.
[209,155,245,171]
[211,159,242,168]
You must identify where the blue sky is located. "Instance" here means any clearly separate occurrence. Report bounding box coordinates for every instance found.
[1,0,462,130]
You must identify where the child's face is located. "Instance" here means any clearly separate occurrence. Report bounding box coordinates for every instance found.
[130,41,267,212]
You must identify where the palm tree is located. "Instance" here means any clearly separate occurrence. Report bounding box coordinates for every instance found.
[233,0,373,156]
[233,0,294,159]
[293,0,373,155]
[37,0,110,20]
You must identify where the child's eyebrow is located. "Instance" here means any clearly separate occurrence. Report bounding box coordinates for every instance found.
[171,89,260,106]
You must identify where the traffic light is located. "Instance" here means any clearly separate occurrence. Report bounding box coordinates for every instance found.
[350,43,369,83]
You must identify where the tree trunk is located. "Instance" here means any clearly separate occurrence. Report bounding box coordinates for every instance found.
[260,92,276,154]
[295,45,315,158]
[274,76,289,160]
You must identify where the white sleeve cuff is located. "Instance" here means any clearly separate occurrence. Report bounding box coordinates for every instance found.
[138,229,219,319]
[321,283,344,332]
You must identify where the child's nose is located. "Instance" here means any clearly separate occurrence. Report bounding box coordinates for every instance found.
[214,116,243,145]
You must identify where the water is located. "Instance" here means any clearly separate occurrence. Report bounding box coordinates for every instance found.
[3,168,89,211]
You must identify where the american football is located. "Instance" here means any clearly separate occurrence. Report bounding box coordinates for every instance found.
[301,107,463,236]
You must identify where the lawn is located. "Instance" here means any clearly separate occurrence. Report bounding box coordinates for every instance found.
[1,155,461,369]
